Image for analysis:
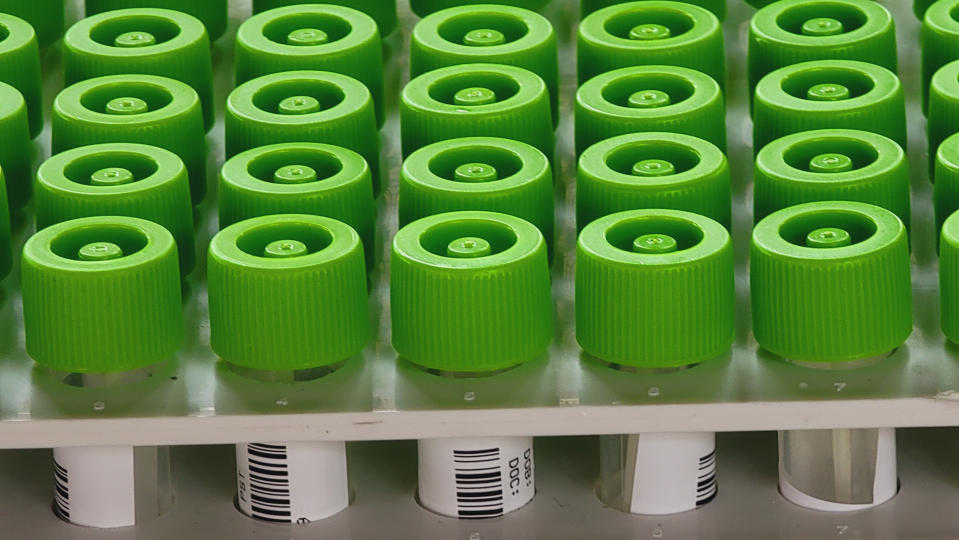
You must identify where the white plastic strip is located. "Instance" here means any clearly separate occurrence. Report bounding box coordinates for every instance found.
[626,432,717,515]
[779,427,897,512]
[53,446,136,528]
[418,436,534,519]
[236,441,349,524]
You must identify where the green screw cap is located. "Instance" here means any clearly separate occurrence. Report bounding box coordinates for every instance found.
[750,201,912,363]
[208,214,369,371]
[391,211,553,373]
[52,74,207,203]
[63,8,214,132]
[748,0,896,92]
[575,65,725,154]
[399,137,554,252]
[253,0,397,36]
[219,143,376,269]
[0,81,31,210]
[35,143,195,275]
[576,209,734,368]
[934,132,959,233]
[578,1,724,86]
[577,132,730,230]
[0,14,42,139]
[581,0,726,20]
[916,0,936,19]
[410,4,559,126]
[0,168,11,280]
[922,0,959,114]
[21,216,183,373]
[401,63,553,159]
[928,59,959,177]
[753,60,906,152]
[411,0,550,17]
[225,70,381,197]
[236,5,385,128]
[85,0,228,41]
[940,210,959,343]
[0,0,65,49]
[753,129,909,225]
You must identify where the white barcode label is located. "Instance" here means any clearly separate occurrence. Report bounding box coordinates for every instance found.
[52,446,136,528]
[236,441,349,524]
[418,437,534,519]
[628,432,717,515]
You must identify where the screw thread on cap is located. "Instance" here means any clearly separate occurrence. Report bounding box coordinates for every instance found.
[52,74,207,204]
[235,4,385,127]
[390,211,552,373]
[85,0,228,41]
[576,209,735,367]
[577,132,731,230]
[747,0,896,91]
[208,214,369,371]
[21,216,183,373]
[63,8,215,131]
[219,143,376,270]
[753,129,909,224]
[934,132,959,234]
[401,63,553,159]
[0,13,43,138]
[225,71,381,196]
[575,66,726,154]
[34,143,197,275]
[940,210,959,344]
[398,137,554,253]
[750,201,912,362]
[252,0,397,36]
[753,60,906,151]
[928,59,959,178]
[0,81,32,210]
[578,1,725,86]
[921,0,959,113]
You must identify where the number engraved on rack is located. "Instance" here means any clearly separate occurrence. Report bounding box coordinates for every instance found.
[696,449,717,506]
[244,443,295,523]
[53,459,69,520]
[453,447,504,518]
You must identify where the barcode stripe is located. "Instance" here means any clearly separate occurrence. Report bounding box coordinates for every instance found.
[696,450,718,507]
[53,458,69,520]
[244,443,295,522]
[453,448,504,519]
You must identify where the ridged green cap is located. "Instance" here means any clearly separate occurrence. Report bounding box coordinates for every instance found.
[225,70,381,196]
[581,0,726,20]
[934,132,959,233]
[21,216,183,373]
[0,14,42,138]
[0,168,11,280]
[401,63,553,159]
[85,0,228,41]
[922,0,959,113]
[63,8,214,132]
[52,74,207,203]
[220,143,376,269]
[208,214,369,371]
[35,143,196,275]
[748,0,896,92]
[0,81,31,210]
[411,0,550,17]
[399,137,554,251]
[253,0,397,36]
[391,210,553,373]
[940,210,959,343]
[575,65,725,154]
[928,59,959,177]
[577,1,724,86]
[916,0,936,19]
[754,129,909,225]
[577,132,730,230]
[753,60,906,152]
[410,4,558,125]
[751,201,912,363]
[0,0,65,48]
[576,209,734,367]
[236,4,385,127]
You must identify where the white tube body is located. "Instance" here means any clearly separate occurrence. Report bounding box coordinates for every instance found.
[779,427,897,511]
[418,437,534,519]
[626,432,717,515]
[236,441,349,524]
